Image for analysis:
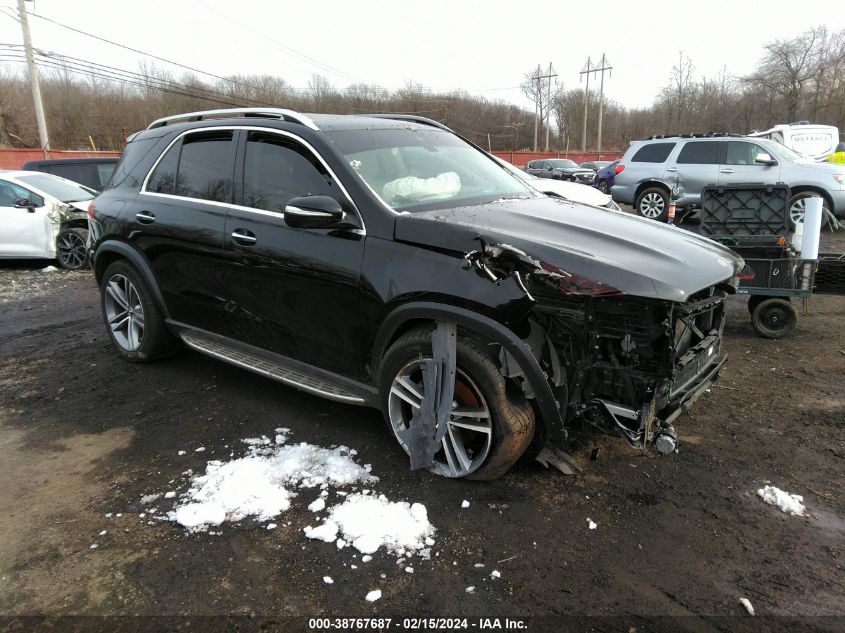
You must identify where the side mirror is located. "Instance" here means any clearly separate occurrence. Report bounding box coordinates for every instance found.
[13,198,35,211]
[284,195,345,229]
[755,153,777,166]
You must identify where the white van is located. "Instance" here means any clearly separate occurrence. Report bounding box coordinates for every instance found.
[748,123,840,162]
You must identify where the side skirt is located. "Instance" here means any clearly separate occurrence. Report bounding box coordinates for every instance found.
[167,322,379,407]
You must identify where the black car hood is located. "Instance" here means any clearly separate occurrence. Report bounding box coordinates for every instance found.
[394,197,743,302]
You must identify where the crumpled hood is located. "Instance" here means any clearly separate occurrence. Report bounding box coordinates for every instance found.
[394,197,744,302]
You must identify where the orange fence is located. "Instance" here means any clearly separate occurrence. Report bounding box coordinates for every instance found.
[493,151,623,168]
[0,149,122,170]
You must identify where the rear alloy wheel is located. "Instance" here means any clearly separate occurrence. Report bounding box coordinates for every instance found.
[636,187,669,221]
[101,260,180,361]
[56,228,89,269]
[597,179,609,194]
[380,328,535,480]
[751,298,798,339]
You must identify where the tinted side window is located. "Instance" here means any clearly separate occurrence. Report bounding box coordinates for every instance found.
[631,143,676,163]
[111,137,162,190]
[242,132,335,213]
[147,139,182,194]
[175,131,235,202]
[725,141,762,166]
[676,141,721,164]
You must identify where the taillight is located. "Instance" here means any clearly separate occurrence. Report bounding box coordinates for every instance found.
[614,164,625,175]
[87,201,95,220]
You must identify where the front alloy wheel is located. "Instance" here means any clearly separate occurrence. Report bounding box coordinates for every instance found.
[388,361,492,478]
[103,273,145,352]
[56,228,89,269]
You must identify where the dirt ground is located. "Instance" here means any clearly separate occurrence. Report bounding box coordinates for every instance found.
[1,228,843,632]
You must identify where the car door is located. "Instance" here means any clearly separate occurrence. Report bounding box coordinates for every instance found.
[220,129,364,378]
[0,180,52,258]
[663,141,721,207]
[136,128,236,334]
[718,140,781,186]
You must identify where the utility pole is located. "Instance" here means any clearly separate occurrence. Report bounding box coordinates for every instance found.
[594,54,613,159]
[579,57,592,152]
[544,62,557,152]
[532,64,540,151]
[18,0,49,150]
[530,63,557,151]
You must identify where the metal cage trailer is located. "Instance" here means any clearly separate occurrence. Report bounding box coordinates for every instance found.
[699,184,843,339]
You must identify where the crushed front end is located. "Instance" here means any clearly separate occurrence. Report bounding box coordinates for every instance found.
[468,241,737,454]
[531,287,729,453]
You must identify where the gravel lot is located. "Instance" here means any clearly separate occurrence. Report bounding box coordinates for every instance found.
[1,228,843,632]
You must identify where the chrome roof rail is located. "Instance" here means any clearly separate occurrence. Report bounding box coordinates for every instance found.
[146,108,320,131]
[368,113,453,132]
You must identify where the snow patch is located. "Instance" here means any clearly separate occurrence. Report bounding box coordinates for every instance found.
[304,521,339,542]
[312,493,435,557]
[461,500,470,509]
[757,485,805,516]
[169,437,376,530]
[40,265,58,273]
[365,589,382,602]
[587,519,597,530]
[323,576,334,584]
[308,497,326,513]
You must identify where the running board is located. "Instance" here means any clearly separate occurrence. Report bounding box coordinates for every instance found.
[180,333,366,404]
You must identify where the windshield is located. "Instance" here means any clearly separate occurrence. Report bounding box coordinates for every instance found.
[549,159,579,169]
[16,173,95,203]
[327,128,536,211]
[757,138,804,162]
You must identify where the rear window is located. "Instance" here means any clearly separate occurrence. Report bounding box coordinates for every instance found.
[631,143,676,163]
[677,141,720,165]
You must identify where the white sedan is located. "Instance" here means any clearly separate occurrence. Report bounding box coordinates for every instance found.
[492,155,620,210]
[0,170,95,269]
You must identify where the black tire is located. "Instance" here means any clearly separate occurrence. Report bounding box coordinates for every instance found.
[100,260,180,362]
[56,227,89,270]
[751,298,798,339]
[597,179,609,194]
[635,186,670,222]
[788,192,831,230]
[378,326,535,481]
[746,294,788,316]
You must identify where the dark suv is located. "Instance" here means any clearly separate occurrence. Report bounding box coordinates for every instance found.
[89,108,743,480]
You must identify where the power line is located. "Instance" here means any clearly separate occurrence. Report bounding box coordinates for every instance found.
[23,9,272,98]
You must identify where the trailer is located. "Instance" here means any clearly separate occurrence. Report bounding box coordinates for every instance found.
[699,183,843,338]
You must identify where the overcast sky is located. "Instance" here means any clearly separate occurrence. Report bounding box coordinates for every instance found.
[1,0,843,112]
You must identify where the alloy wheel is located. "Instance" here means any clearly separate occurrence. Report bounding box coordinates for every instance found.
[789,198,806,226]
[103,274,145,351]
[388,360,492,478]
[639,192,665,218]
[57,232,87,268]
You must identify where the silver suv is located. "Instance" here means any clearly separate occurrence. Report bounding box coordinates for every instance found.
[611,135,845,225]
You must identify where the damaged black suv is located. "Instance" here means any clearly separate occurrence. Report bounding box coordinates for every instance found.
[89,108,743,480]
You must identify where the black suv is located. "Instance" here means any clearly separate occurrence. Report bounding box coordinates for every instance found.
[89,108,743,480]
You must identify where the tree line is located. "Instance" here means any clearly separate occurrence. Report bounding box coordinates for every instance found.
[0,25,842,153]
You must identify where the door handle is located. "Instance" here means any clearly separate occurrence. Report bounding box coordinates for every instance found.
[665,166,679,172]
[720,168,735,174]
[136,211,156,224]
[231,229,257,245]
